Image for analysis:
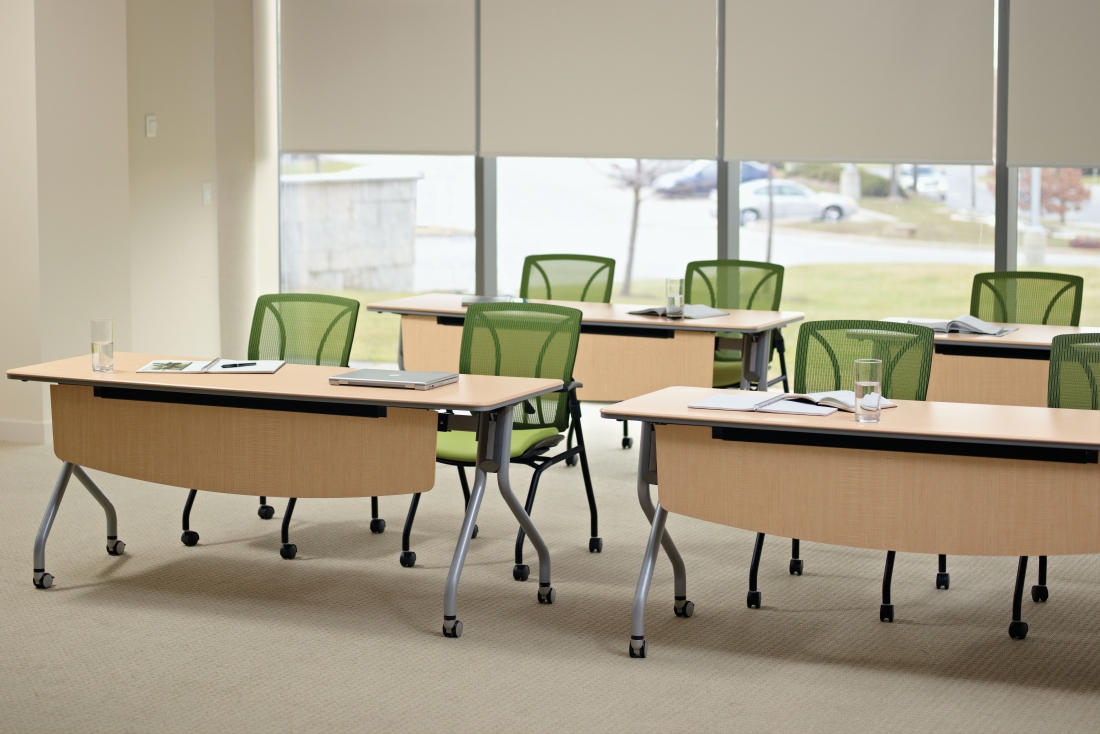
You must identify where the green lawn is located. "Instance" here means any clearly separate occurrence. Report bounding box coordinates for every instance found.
[328,264,1100,367]
[790,196,994,245]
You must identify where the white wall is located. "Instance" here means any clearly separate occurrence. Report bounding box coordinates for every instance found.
[0,0,46,443]
[127,0,222,357]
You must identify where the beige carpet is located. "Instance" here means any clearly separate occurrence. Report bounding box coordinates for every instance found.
[1,411,1099,734]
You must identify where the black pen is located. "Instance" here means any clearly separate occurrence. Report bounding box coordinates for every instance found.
[221,362,256,369]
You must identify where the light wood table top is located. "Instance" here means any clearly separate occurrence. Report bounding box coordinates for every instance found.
[933,324,1100,350]
[8,353,562,413]
[368,294,804,334]
[601,386,1100,450]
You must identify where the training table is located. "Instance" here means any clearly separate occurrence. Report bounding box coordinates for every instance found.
[928,325,1099,407]
[8,352,564,639]
[601,386,1100,655]
[369,294,804,400]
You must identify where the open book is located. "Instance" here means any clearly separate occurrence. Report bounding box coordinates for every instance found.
[137,359,285,374]
[628,304,728,319]
[688,390,896,416]
[884,315,1016,336]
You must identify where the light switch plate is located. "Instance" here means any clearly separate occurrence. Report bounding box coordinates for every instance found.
[145,115,157,138]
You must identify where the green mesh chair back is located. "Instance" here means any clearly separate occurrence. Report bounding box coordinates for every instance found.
[519,254,615,303]
[248,294,360,367]
[970,271,1083,326]
[460,302,582,431]
[1048,334,1100,410]
[684,260,784,311]
[793,320,934,400]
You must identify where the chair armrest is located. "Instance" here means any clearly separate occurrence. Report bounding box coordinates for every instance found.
[563,380,583,393]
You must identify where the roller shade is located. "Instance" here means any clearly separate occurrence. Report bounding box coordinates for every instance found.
[724,0,995,163]
[1008,0,1100,167]
[480,0,717,159]
[280,0,475,154]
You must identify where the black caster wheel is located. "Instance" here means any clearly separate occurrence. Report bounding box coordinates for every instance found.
[181,531,199,547]
[106,539,126,556]
[279,543,297,560]
[258,504,275,520]
[471,524,478,539]
[443,620,463,638]
[1009,621,1029,640]
[513,564,530,581]
[936,572,950,590]
[880,604,895,623]
[537,586,556,604]
[629,639,647,658]
[1031,585,1048,603]
[399,551,417,568]
[622,437,633,449]
[370,518,386,534]
[747,591,761,609]
[589,537,603,553]
[674,600,695,618]
[789,558,803,575]
[566,455,578,467]
[33,572,54,589]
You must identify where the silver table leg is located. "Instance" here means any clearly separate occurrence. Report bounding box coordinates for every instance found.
[740,330,774,390]
[636,422,688,606]
[630,501,669,658]
[33,462,125,589]
[443,404,553,638]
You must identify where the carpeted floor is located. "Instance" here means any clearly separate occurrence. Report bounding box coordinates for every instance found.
[1,411,1098,733]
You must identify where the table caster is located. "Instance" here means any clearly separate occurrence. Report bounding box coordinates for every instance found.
[471,524,478,539]
[513,564,530,581]
[280,543,297,560]
[537,585,556,604]
[789,558,803,575]
[399,551,416,568]
[880,604,894,623]
[370,518,386,534]
[1009,621,1029,640]
[936,572,950,590]
[629,638,647,658]
[674,599,694,618]
[566,455,577,467]
[1031,585,1048,603]
[181,531,199,547]
[589,537,602,553]
[258,504,275,520]
[622,437,633,449]
[33,571,54,589]
[747,590,761,609]
[106,539,126,556]
[443,619,462,638]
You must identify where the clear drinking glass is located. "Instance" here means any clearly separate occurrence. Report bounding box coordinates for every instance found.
[666,278,685,319]
[854,358,882,422]
[91,319,114,372]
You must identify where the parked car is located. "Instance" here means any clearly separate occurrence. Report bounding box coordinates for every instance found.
[898,165,949,200]
[654,160,770,197]
[709,179,859,224]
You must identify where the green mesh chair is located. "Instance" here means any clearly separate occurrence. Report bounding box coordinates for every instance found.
[971,271,1083,326]
[397,302,600,578]
[745,320,934,622]
[1004,333,1100,639]
[685,260,789,391]
[519,254,615,303]
[179,294,361,559]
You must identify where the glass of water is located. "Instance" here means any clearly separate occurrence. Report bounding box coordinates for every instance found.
[854,358,882,423]
[91,319,114,372]
[666,278,685,319]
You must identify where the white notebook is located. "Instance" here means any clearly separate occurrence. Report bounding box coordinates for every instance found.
[137,359,285,374]
[884,315,1016,336]
[688,390,896,416]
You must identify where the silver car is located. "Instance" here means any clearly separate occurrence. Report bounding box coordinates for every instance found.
[736,179,859,224]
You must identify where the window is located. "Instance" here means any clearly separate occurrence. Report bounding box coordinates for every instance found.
[279,153,474,365]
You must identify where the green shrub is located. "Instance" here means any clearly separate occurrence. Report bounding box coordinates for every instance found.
[789,162,842,183]
[861,170,895,198]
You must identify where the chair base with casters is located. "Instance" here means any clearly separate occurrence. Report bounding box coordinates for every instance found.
[369,496,385,534]
[400,387,599,574]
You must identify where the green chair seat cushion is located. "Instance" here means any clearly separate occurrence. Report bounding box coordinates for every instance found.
[437,426,562,463]
[713,357,743,388]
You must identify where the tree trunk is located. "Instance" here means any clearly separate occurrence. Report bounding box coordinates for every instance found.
[622,159,643,296]
[889,164,899,199]
[911,163,920,195]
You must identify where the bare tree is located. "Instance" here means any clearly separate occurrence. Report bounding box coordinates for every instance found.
[603,159,676,295]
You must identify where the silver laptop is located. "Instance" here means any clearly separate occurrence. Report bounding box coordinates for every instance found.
[329,368,459,390]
